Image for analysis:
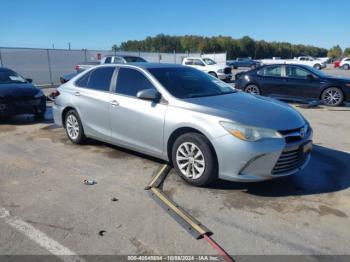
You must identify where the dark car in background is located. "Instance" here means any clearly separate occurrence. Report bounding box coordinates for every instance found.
[0,67,46,118]
[227,58,261,69]
[235,64,350,106]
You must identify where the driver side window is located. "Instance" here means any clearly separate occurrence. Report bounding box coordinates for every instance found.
[258,65,282,77]
[115,67,155,97]
[193,59,205,66]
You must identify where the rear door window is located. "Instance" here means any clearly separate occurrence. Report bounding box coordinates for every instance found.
[184,59,193,65]
[258,65,282,77]
[115,67,155,97]
[76,67,115,91]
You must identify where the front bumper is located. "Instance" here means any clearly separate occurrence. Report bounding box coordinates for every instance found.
[212,129,313,182]
[0,96,46,117]
[217,73,232,80]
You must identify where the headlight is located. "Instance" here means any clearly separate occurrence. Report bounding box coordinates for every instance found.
[217,69,224,73]
[220,121,282,142]
[34,90,44,98]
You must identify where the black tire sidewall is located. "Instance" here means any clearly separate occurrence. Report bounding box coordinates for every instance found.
[171,133,217,186]
[65,110,85,144]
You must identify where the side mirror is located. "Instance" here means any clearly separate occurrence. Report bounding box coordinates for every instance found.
[26,78,33,83]
[136,89,161,101]
[307,74,315,80]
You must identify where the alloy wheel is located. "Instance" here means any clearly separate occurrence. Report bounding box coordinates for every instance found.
[176,142,205,179]
[66,114,80,140]
[322,88,343,106]
[245,84,260,95]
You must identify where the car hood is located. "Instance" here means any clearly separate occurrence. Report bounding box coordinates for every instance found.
[183,92,305,131]
[0,83,40,98]
[323,75,350,83]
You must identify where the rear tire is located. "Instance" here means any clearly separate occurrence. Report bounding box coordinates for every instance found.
[321,87,344,106]
[64,109,86,144]
[171,133,218,186]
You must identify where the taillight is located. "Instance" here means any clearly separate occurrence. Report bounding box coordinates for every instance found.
[50,90,60,99]
[75,65,80,71]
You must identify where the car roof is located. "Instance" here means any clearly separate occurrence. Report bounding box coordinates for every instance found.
[0,67,13,72]
[97,63,189,70]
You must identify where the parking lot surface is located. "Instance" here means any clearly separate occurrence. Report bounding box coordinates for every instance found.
[1,68,350,258]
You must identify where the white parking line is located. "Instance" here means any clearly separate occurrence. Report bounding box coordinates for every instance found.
[0,207,85,262]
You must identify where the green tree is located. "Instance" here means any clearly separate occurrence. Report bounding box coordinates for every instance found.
[111,44,119,51]
[328,45,343,59]
[343,48,350,57]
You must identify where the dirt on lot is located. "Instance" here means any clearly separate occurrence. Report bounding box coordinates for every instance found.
[0,97,350,258]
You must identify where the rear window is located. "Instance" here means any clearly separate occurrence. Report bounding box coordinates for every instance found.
[76,67,115,91]
[123,56,147,63]
[258,65,282,77]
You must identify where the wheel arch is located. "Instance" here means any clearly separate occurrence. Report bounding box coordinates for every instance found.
[320,86,346,104]
[166,127,218,165]
[61,106,77,128]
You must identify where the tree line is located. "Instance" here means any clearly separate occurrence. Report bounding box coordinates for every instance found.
[111,34,347,59]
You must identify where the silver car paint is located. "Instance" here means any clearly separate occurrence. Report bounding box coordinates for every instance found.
[53,64,312,182]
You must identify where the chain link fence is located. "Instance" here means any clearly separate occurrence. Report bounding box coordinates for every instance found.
[0,47,226,87]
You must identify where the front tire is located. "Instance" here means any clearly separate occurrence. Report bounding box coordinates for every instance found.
[65,110,86,144]
[244,84,261,95]
[321,87,344,106]
[208,72,218,78]
[171,133,218,186]
[343,64,350,70]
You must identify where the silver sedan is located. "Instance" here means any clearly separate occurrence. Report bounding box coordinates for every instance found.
[53,63,312,186]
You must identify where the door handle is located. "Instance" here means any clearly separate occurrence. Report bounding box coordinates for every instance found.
[74,91,81,96]
[109,100,119,107]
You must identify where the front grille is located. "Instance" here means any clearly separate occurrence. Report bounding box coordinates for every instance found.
[224,67,232,74]
[279,126,307,144]
[272,146,307,174]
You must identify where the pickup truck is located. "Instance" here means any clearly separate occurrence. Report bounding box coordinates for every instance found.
[182,57,232,81]
[75,55,147,72]
[259,56,327,70]
[60,55,148,84]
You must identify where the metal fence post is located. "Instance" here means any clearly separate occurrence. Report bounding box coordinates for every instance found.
[84,49,87,62]
[0,48,3,67]
[46,49,54,87]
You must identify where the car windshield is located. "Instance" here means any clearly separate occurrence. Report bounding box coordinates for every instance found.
[0,69,27,84]
[123,56,147,63]
[304,66,328,77]
[149,67,236,99]
[202,58,217,65]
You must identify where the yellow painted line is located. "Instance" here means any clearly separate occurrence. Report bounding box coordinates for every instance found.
[150,187,207,236]
[148,165,168,188]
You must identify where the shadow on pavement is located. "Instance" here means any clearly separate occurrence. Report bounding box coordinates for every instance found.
[210,145,350,197]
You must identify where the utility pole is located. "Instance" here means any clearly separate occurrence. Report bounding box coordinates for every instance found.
[68,42,71,50]
[52,43,55,49]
